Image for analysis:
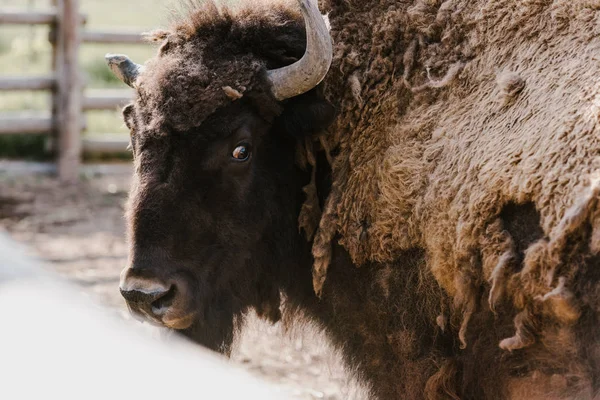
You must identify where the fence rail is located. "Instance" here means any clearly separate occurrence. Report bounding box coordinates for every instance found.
[83,30,145,44]
[0,8,87,24]
[0,76,56,91]
[0,115,53,135]
[0,0,141,182]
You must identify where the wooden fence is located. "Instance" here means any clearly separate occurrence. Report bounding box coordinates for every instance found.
[0,0,142,182]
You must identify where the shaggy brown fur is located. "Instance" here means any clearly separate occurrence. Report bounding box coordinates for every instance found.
[118,0,600,399]
[315,0,600,396]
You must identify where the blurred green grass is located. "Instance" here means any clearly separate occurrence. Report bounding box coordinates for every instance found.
[0,0,173,148]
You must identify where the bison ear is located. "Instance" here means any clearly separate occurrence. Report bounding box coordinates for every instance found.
[274,94,335,139]
[122,104,135,131]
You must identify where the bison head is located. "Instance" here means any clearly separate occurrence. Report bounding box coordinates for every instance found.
[108,0,334,352]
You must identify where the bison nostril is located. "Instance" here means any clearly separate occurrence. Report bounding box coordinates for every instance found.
[120,286,171,308]
[150,286,177,315]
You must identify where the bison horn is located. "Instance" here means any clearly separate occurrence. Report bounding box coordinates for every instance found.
[266,0,333,100]
[105,53,145,88]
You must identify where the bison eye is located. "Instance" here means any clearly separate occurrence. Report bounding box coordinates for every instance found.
[231,144,251,161]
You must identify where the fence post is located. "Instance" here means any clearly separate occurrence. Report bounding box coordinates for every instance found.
[49,0,58,156]
[55,0,81,183]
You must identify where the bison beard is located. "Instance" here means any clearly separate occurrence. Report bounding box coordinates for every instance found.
[111,0,600,399]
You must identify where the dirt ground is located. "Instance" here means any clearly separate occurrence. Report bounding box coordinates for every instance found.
[0,161,366,400]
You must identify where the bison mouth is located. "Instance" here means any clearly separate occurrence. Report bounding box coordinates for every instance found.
[120,267,240,352]
[120,269,200,330]
[124,286,199,330]
[148,285,198,330]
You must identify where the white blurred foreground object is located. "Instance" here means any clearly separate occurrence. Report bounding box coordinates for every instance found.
[0,232,289,400]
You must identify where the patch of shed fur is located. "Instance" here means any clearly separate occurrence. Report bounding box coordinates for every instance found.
[519,176,600,298]
[499,309,536,351]
[489,249,516,313]
[478,218,519,313]
[312,186,340,297]
[496,70,525,106]
[348,72,363,106]
[536,276,580,324]
[453,269,478,349]
[411,62,465,92]
[221,85,244,100]
[435,314,447,332]
[498,177,600,350]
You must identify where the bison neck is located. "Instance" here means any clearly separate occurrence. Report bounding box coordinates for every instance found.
[278,243,458,400]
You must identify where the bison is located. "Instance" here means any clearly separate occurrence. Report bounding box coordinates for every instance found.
[107,0,600,399]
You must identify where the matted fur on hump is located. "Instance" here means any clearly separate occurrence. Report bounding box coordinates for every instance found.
[132,0,306,133]
[314,0,600,352]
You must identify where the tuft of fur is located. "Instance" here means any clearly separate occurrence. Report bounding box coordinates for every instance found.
[222,85,244,100]
[496,70,526,105]
[135,0,305,133]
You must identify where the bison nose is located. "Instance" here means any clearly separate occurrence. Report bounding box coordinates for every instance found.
[119,267,197,330]
[120,285,172,308]
[119,268,174,318]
